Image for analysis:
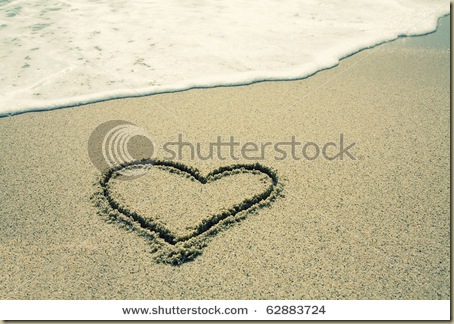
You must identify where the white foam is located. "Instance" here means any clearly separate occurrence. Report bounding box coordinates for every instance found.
[0,0,449,116]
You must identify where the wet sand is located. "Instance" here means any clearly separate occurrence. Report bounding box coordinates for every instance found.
[0,16,449,299]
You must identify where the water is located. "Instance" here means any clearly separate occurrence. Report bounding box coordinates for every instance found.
[0,0,449,116]
[389,14,450,50]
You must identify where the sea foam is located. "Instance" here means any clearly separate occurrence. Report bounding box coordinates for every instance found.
[0,0,449,116]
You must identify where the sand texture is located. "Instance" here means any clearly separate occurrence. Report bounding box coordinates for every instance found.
[0,17,450,299]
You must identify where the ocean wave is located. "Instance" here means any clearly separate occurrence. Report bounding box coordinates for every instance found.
[0,0,449,116]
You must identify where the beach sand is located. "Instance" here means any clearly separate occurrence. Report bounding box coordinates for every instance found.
[0,16,449,299]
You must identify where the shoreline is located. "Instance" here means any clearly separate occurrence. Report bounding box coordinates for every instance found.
[0,13,449,118]
[0,15,449,299]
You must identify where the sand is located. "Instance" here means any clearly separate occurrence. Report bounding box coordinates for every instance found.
[0,16,450,299]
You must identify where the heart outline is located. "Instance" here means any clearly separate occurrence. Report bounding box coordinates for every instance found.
[94,159,282,264]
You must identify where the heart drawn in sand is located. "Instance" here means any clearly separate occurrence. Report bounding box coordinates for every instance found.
[93,159,282,265]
